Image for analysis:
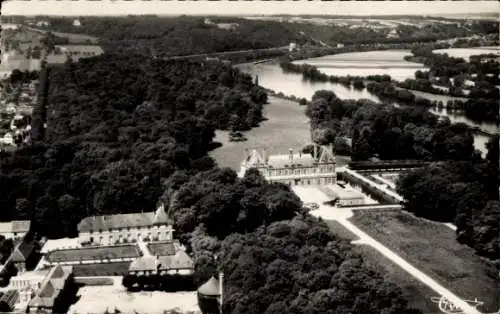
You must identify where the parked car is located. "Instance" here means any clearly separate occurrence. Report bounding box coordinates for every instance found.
[304,202,319,210]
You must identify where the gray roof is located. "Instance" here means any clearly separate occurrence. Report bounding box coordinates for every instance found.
[267,153,316,169]
[77,206,172,232]
[0,220,31,234]
[198,277,220,296]
[129,250,194,272]
[28,265,72,309]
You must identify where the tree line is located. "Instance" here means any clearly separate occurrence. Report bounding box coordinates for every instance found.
[396,137,499,260]
[307,90,478,161]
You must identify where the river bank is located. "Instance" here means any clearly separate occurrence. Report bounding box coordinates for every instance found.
[209,95,351,170]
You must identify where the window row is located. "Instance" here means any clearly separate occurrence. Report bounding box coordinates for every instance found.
[267,166,335,177]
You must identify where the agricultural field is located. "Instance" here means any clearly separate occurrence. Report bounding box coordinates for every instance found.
[72,262,132,277]
[350,209,500,313]
[46,245,142,263]
[147,242,177,256]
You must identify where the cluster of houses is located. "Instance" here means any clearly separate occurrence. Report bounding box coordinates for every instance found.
[0,220,75,314]
[0,203,198,313]
[0,80,37,152]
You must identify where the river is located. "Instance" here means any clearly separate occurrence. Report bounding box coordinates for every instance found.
[236,50,498,156]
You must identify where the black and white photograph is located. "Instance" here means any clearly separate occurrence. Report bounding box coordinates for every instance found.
[0,1,499,313]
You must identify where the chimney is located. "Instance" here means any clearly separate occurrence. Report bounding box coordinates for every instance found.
[289,148,293,161]
[262,148,267,164]
[313,144,318,160]
[219,271,224,314]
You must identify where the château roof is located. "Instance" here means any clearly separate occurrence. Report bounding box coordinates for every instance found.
[197,277,220,296]
[77,205,173,232]
[267,153,316,169]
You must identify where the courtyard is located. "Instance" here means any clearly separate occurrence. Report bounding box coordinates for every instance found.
[68,278,200,314]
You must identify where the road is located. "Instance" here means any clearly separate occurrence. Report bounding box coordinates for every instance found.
[160,46,289,61]
[292,186,481,314]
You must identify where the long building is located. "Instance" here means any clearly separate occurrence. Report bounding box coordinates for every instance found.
[238,144,336,186]
[77,204,174,246]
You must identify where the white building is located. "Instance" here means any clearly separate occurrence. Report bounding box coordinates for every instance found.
[72,19,82,27]
[77,204,174,246]
[0,220,31,240]
[326,185,365,207]
[289,42,297,52]
[336,43,345,48]
[238,144,336,186]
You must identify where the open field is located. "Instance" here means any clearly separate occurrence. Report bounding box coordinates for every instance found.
[147,242,177,256]
[68,285,200,314]
[324,219,359,241]
[72,262,132,277]
[354,244,442,314]
[350,209,500,312]
[46,245,141,262]
[324,218,443,313]
[210,96,351,170]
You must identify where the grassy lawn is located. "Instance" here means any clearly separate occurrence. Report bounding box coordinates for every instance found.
[355,244,442,314]
[350,209,500,312]
[147,242,177,256]
[73,262,132,277]
[324,219,441,313]
[46,245,141,262]
[324,220,359,241]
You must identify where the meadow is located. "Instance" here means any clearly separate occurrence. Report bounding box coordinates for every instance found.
[350,209,500,312]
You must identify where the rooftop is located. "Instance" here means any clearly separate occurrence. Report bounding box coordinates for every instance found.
[197,277,220,297]
[0,220,31,234]
[328,185,364,200]
[28,265,72,309]
[77,205,172,232]
[129,250,194,272]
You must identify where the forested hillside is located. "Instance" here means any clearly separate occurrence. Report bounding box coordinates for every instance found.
[17,15,499,56]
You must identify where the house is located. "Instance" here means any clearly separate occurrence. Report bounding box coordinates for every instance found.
[128,250,194,276]
[289,42,297,52]
[0,220,31,241]
[77,204,174,246]
[27,265,74,314]
[0,290,19,313]
[10,241,37,273]
[325,185,365,207]
[238,144,336,186]
[9,269,48,292]
[72,19,82,27]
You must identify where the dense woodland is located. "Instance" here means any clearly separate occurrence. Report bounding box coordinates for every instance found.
[397,136,499,260]
[0,55,420,313]
[0,55,267,237]
[307,90,478,161]
[309,89,500,261]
